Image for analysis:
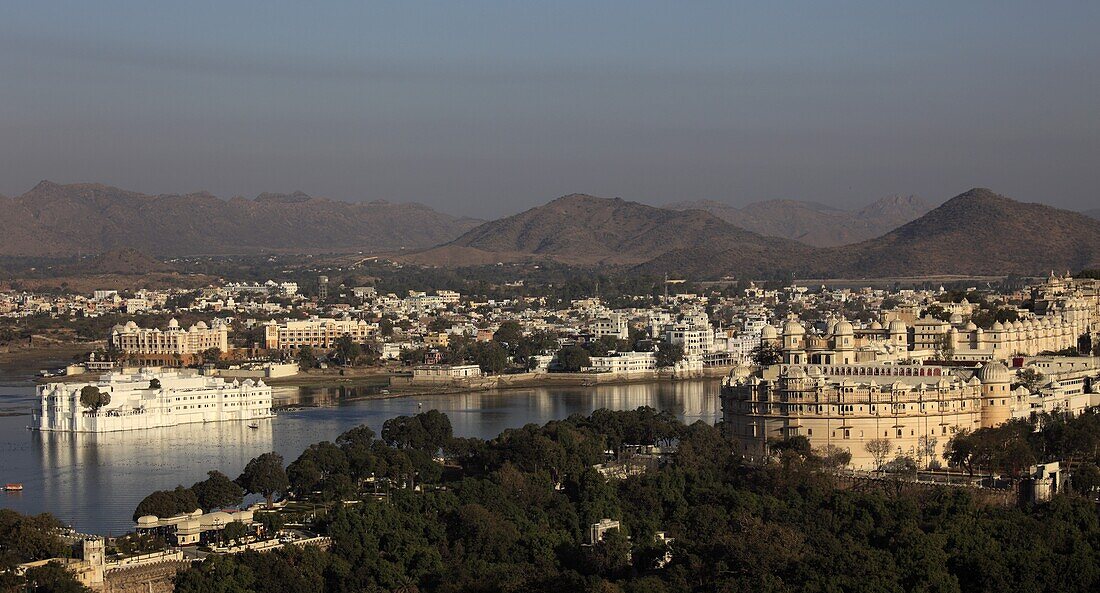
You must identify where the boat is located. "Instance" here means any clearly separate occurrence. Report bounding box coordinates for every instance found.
[3,483,23,492]
[248,423,259,429]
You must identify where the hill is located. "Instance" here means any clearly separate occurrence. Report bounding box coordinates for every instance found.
[666,195,930,247]
[0,181,482,256]
[405,194,814,268]
[1084,208,1100,221]
[826,188,1100,277]
[82,248,172,275]
[645,188,1100,278]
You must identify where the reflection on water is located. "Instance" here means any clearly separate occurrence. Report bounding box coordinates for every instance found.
[0,379,721,534]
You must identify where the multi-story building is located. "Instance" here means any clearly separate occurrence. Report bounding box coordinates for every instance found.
[662,324,714,356]
[722,357,1100,470]
[586,351,657,374]
[109,319,229,366]
[263,316,373,350]
[590,313,629,340]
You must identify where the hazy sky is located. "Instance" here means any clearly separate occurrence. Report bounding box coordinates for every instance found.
[1,1,1098,218]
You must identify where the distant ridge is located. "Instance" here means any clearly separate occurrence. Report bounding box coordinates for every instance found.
[642,188,1100,278]
[827,188,1100,277]
[404,193,814,269]
[0,181,482,256]
[666,194,931,247]
[1084,208,1100,221]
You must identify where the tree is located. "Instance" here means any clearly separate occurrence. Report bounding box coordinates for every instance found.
[817,445,853,468]
[332,335,362,366]
[221,521,250,543]
[237,452,289,508]
[201,347,222,365]
[934,333,954,362]
[1071,462,1100,497]
[866,438,893,470]
[493,321,523,350]
[556,345,592,372]
[1015,367,1045,392]
[471,341,508,374]
[379,318,395,337]
[21,561,91,593]
[78,385,110,412]
[750,341,783,366]
[133,486,200,521]
[149,378,161,390]
[0,510,67,568]
[654,341,684,369]
[296,346,318,370]
[191,471,244,510]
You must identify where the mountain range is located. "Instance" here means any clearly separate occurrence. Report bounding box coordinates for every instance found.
[2,181,1097,279]
[665,195,931,247]
[403,194,812,270]
[0,181,482,256]
[410,189,1100,278]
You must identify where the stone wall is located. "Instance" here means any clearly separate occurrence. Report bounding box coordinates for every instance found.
[103,560,192,593]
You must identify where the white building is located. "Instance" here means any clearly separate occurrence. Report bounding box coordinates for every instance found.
[663,324,714,356]
[590,313,629,340]
[110,319,229,366]
[587,351,657,374]
[34,369,273,433]
[263,317,374,350]
[412,364,483,381]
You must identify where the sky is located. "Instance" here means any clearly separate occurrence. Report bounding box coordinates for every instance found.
[1,1,1098,218]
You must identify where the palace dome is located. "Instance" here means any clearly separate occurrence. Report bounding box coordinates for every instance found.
[760,325,778,340]
[977,361,1011,384]
[782,319,805,335]
[834,320,854,335]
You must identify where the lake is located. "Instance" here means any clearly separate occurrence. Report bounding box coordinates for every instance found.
[0,376,722,535]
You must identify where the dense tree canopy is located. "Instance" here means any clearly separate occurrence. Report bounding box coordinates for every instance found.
[171,405,1100,593]
[191,471,245,511]
[133,485,201,521]
[237,452,290,507]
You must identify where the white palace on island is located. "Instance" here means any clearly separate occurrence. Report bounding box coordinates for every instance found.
[34,369,274,433]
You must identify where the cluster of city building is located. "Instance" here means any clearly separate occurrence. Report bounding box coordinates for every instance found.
[18,272,1100,457]
[722,273,1100,470]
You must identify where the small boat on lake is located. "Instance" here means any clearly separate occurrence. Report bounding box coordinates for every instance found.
[3,483,23,492]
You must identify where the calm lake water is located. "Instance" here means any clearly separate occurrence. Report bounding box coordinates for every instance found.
[0,371,721,535]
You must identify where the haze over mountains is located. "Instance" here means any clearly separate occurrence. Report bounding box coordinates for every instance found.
[404,194,811,269]
[666,195,931,247]
[0,181,482,256]
[2,181,1097,279]
[411,189,1100,279]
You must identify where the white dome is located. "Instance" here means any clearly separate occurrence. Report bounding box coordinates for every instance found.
[834,320,854,335]
[888,320,907,333]
[782,319,805,335]
[167,318,180,328]
[760,325,778,339]
[977,361,1011,384]
[869,321,883,330]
